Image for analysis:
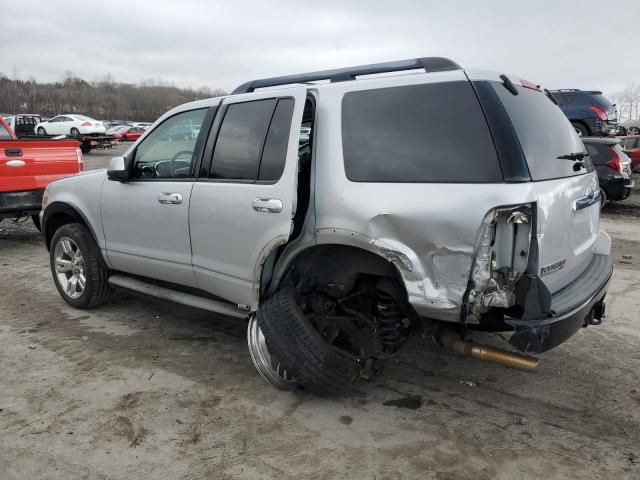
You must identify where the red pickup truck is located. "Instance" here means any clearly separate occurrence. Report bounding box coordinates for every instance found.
[0,116,83,229]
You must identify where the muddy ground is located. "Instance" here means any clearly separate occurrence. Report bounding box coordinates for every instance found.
[1,146,639,479]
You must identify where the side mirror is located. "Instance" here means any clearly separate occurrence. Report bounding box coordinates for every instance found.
[107,156,130,181]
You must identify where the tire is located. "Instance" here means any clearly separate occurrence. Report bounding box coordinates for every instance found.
[629,126,640,135]
[37,127,47,136]
[80,144,91,154]
[572,122,589,137]
[50,223,111,309]
[31,215,41,232]
[70,127,80,137]
[257,288,359,396]
[600,188,608,210]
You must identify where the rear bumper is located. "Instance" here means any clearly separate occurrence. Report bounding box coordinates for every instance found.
[506,253,612,354]
[605,178,635,201]
[0,190,43,219]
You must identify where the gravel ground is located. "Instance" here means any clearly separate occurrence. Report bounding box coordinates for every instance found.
[0,147,639,479]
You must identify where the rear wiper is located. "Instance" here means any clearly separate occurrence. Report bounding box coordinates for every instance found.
[557,152,587,161]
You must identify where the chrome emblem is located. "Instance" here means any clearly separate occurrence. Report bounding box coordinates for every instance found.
[541,259,566,276]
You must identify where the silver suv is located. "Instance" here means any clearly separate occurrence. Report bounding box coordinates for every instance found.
[41,57,612,395]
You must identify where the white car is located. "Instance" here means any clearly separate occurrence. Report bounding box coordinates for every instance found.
[621,119,640,135]
[35,114,106,136]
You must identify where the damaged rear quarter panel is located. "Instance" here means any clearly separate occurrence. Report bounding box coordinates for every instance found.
[315,184,537,321]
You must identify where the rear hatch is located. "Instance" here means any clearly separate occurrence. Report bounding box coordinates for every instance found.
[492,82,600,294]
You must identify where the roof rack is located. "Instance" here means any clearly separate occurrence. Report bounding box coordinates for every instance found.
[231,57,462,94]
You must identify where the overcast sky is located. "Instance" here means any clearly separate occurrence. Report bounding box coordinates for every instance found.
[2,0,638,97]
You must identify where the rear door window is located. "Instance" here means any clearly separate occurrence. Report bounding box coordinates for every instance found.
[210,99,277,181]
[493,84,591,180]
[342,81,502,183]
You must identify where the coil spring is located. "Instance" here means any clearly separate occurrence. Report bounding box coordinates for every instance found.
[377,291,408,353]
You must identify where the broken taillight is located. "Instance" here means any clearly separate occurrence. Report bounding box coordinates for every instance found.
[589,106,608,121]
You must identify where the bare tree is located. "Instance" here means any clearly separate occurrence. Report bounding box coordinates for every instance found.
[612,83,640,122]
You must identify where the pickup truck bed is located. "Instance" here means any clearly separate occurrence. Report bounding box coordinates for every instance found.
[0,117,82,223]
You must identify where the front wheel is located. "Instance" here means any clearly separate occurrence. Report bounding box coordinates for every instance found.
[70,127,80,137]
[37,127,47,136]
[50,223,111,309]
[629,126,640,135]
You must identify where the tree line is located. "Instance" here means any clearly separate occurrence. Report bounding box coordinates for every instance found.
[612,83,640,123]
[0,72,227,122]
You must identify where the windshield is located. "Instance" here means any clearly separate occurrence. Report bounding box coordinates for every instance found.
[493,83,593,181]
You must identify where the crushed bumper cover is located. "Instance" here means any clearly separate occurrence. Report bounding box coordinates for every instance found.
[506,254,612,354]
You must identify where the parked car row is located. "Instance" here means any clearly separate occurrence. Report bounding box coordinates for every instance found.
[550,89,619,137]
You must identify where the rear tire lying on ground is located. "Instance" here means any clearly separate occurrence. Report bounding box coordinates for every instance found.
[50,223,112,309]
[257,287,359,396]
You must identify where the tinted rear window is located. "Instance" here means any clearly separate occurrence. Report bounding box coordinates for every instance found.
[493,83,591,180]
[342,81,502,183]
[590,93,614,109]
[583,142,613,164]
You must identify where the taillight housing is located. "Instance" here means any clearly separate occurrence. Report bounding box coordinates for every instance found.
[589,106,608,121]
[607,155,624,175]
[76,147,84,172]
[81,121,92,126]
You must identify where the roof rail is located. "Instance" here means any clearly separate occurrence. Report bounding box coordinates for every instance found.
[231,57,462,94]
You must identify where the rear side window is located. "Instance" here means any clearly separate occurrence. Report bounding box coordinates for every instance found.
[624,138,639,149]
[210,99,277,181]
[342,82,502,183]
[258,99,294,182]
[560,91,585,105]
[493,84,590,180]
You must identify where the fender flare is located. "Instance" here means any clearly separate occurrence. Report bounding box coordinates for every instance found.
[42,201,101,251]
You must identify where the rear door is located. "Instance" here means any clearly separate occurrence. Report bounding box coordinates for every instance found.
[492,82,600,294]
[189,88,306,308]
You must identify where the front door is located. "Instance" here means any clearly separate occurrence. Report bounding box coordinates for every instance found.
[101,107,210,287]
[189,88,307,308]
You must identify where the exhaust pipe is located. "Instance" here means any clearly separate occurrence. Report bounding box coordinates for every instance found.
[439,328,540,372]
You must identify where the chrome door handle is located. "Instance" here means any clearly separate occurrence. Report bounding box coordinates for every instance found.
[573,190,599,211]
[252,198,283,213]
[157,193,183,205]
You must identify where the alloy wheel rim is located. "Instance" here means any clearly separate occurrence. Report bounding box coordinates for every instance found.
[247,314,296,390]
[54,237,86,299]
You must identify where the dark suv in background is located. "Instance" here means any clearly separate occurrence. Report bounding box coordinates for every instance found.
[582,137,634,207]
[550,89,618,137]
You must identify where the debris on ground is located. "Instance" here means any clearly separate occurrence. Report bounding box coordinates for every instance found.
[459,380,477,388]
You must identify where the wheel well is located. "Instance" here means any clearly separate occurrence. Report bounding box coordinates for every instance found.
[571,120,590,135]
[44,206,90,250]
[274,244,407,301]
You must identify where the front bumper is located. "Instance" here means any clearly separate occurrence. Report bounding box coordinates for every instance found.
[506,253,612,354]
[0,190,44,219]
